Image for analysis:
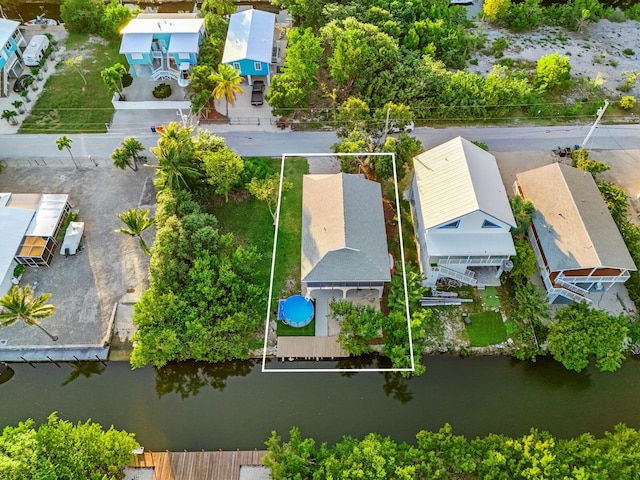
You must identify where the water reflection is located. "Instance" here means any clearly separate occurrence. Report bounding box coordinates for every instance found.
[155,359,255,399]
[511,356,593,392]
[61,361,106,386]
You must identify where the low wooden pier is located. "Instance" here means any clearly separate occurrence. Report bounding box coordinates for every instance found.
[276,336,349,360]
[129,450,268,480]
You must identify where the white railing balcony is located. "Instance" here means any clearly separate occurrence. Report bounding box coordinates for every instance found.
[150,68,179,81]
[438,256,506,266]
[557,272,631,284]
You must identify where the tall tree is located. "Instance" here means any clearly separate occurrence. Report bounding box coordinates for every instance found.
[510,195,535,237]
[100,63,128,97]
[210,64,244,118]
[548,303,628,372]
[202,147,244,202]
[0,285,57,341]
[112,137,145,171]
[247,173,293,224]
[56,135,76,166]
[115,208,156,255]
[201,0,236,16]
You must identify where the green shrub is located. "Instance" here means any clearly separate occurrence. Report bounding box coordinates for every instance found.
[605,8,626,22]
[491,37,509,57]
[620,96,637,110]
[469,58,479,65]
[152,83,172,99]
[623,48,635,56]
[535,52,572,92]
[506,0,542,32]
[238,156,276,186]
[626,4,640,20]
[122,73,133,88]
[60,0,105,34]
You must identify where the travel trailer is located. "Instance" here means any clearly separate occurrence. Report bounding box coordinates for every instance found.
[23,35,49,67]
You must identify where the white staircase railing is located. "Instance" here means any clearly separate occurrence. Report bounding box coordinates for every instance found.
[435,265,477,286]
[549,287,591,304]
[150,68,179,81]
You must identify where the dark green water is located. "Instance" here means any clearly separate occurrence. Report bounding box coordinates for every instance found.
[2,355,640,450]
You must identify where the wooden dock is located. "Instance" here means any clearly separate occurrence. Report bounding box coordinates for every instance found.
[276,336,349,359]
[129,450,268,480]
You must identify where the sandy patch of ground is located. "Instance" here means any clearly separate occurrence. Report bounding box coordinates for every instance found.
[239,466,272,480]
[468,19,640,98]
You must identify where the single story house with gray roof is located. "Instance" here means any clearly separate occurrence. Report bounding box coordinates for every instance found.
[515,163,636,304]
[301,173,391,298]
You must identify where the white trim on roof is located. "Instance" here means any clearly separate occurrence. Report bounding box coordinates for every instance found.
[119,33,153,54]
[222,9,275,64]
[121,17,204,35]
[413,136,516,230]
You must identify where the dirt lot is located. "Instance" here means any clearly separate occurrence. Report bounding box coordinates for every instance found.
[0,164,153,352]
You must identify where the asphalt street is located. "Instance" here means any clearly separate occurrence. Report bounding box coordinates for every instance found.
[1,124,639,165]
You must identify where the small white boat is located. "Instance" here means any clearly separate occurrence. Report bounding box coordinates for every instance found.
[25,15,58,26]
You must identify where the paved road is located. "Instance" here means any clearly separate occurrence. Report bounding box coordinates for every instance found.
[1,125,639,165]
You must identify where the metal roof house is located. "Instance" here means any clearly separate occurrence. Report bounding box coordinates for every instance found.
[222,9,275,85]
[516,163,636,304]
[0,19,26,97]
[119,13,205,87]
[410,137,516,288]
[301,173,391,299]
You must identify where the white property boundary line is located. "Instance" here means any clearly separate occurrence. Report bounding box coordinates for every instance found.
[261,152,414,373]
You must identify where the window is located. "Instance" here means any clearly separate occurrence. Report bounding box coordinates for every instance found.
[439,220,460,229]
[233,62,241,71]
[130,53,143,60]
[178,52,190,60]
[254,62,262,71]
[5,41,11,50]
[482,220,501,228]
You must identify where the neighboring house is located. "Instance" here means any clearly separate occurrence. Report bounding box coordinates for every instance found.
[222,9,275,85]
[410,137,516,288]
[0,193,71,296]
[119,13,205,87]
[515,163,636,304]
[0,19,26,97]
[301,173,392,299]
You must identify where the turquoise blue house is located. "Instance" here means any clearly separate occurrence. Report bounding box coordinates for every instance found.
[0,19,26,97]
[119,13,205,87]
[222,9,275,86]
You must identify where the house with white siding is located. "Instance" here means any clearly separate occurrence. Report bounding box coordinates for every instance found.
[410,137,516,288]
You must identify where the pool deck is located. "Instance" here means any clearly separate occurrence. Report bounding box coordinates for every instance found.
[127,450,268,480]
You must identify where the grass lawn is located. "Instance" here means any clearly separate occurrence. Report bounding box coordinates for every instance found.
[465,311,507,347]
[20,34,125,134]
[212,157,307,304]
[276,319,315,337]
[480,286,501,308]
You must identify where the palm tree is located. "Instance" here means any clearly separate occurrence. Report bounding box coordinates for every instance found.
[112,137,145,171]
[56,135,77,168]
[115,208,156,255]
[150,142,201,191]
[0,285,57,341]
[210,64,244,118]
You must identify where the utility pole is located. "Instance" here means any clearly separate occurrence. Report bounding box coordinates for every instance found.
[582,99,609,148]
[381,106,391,146]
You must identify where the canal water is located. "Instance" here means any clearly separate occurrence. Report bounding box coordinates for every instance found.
[2,355,640,450]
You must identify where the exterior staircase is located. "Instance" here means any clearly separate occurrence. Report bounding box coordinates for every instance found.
[150,68,179,82]
[435,264,478,286]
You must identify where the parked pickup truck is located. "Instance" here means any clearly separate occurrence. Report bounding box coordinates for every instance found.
[251,80,265,106]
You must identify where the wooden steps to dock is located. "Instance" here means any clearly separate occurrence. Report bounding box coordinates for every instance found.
[129,450,268,480]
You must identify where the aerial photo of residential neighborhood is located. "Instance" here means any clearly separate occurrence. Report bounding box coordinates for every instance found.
[2,0,640,477]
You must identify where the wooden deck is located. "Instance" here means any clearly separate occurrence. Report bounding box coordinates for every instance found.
[129,450,268,480]
[276,336,349,359]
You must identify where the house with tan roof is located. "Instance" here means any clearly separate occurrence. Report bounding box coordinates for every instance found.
[410,137,516,288]
[301,173,391,299]
[515,163,636,304]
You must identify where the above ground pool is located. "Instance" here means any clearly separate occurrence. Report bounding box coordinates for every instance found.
[279,295,314,328]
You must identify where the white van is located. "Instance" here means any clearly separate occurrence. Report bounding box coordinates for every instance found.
[23,35,49,67]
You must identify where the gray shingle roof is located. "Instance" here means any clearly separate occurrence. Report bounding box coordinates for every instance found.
[301,174,391,284]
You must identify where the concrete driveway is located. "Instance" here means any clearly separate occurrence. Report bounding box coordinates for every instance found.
[0,164,153,360]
